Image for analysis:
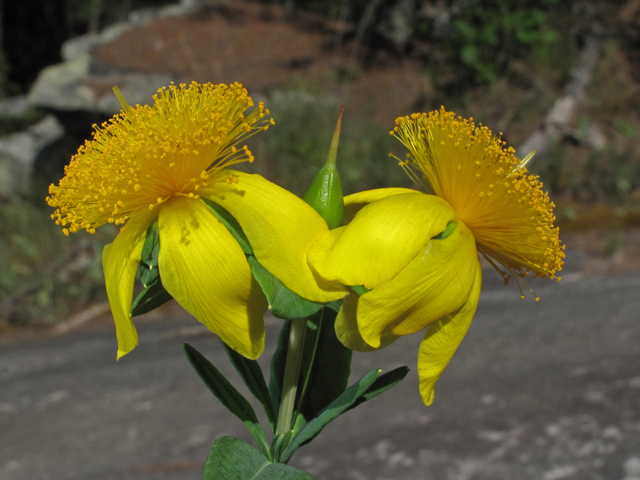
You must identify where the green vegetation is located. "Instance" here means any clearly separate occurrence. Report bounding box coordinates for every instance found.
[247,97,412,197]
[443,0,560,83]
[2,0,640,328]
[0,199,111,326]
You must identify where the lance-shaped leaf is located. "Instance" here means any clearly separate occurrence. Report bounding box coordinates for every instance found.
[279,369,381,463]
[268,320,291,418]
[130,279,173,317]
[138,219,160,287]
[130,220,174,318]
[220,340,277,434]
[248,256,324,320]
[183,344,271,460]
[295,307,352,426]
[345,366,409,412]
[204,437,313,480]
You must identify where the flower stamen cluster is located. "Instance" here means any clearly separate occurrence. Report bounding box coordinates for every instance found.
[47,82,274,236]
[391,107,564,284]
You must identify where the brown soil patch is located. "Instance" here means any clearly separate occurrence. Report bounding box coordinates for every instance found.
[93,0,429,125]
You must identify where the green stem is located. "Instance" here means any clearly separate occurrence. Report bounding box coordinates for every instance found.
[276,318,307,436]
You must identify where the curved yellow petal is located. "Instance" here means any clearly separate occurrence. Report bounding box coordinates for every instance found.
[157,196,268,360]
[102,209,157,360]
[358,221,478,348]
[418,259,482,405]
[311,193,456,290]
[344,187,417,223]
[203,170,347,303]
[307,226,344,279]
[334,292,400,352]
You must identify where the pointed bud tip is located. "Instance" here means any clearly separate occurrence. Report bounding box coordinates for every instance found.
[302,106,345,228]
[325,105,344,167]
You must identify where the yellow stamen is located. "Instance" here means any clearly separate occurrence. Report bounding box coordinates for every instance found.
[47,82,272,234]
[392,106,564,281]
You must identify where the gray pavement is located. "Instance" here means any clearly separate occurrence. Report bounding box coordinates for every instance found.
[1,268,640,480]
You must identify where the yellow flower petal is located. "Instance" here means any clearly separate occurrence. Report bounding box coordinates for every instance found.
[204,170,348,303]
[344,187,417,223]
[157,196,268,359]
[334,292,400,352]
[358,220,478,348]
[310,193,456,290]
[418,259,482,405]
[102,209,157,360]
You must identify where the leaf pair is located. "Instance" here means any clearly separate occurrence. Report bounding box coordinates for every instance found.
[183,341,408,464]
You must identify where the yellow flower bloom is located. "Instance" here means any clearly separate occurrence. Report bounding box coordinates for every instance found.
[48,82,343,360]
[309,107,565,405]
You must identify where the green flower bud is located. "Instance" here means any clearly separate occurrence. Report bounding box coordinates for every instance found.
[302,106,345,229]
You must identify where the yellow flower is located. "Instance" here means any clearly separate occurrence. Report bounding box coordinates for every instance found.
[47,82,343,360]
[309,107,565,405]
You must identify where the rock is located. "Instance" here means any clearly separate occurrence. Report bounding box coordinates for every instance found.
[377,0,416,48]
[61,24,133,63]
[586,121,607,151]
[27,0,428,125]
[28,54,177,114]
[61,1,199,63]
[0,96,30,118]
[0,115,64,198]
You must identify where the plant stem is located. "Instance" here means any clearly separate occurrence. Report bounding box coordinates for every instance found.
[276,318,307,436]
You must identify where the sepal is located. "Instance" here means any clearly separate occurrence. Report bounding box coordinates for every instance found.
[248,256,325,320]
[131,219,173,317]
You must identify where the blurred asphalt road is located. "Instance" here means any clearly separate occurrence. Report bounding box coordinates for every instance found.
[2,266,640,480]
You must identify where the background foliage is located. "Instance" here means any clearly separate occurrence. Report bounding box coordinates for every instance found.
[1,0,639,327]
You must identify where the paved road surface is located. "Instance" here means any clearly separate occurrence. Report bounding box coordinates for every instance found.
[2,267,640,480]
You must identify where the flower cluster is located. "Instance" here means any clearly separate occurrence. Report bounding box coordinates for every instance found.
[48,85,563,407]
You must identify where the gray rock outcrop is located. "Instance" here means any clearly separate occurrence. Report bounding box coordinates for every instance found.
[0,115,64,198]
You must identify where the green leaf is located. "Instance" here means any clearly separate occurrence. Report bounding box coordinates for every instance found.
[269,320,291,417]
[220,340,277,434]
[453,19,477,41]
[11,234,40,262]
[138,219,160,287]
[204,437,313,480]
[248,256,324,320]
[130,279,173,317]
[183,344,271,460]
[350,285,369,296]
[432,221,457,241]
[202,198,253,255]
[345,366,410,412]
[325,300,342,313]
[295,307,352,426]
[279,369,381,463]
[615,118,638,138]
[271,430,295,464]
[461,44,480,68]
